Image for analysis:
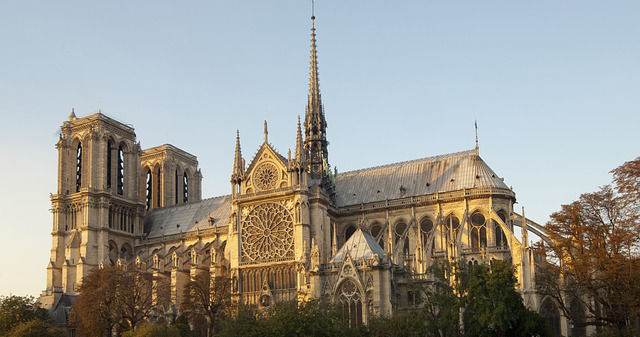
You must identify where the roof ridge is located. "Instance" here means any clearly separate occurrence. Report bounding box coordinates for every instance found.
[337,149,477,176]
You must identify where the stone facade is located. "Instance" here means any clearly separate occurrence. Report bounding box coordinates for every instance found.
[40,15,572,336]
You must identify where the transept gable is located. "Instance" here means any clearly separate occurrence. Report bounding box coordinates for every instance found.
[243,143,290,194]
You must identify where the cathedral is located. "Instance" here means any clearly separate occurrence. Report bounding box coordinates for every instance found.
[40,14,564,335]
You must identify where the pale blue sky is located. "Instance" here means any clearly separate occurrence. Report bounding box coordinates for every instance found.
[0,1,638,296]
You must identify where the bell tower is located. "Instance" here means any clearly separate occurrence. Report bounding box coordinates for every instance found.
[42,110,145,307]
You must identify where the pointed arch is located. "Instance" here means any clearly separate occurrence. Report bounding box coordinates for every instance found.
[75,141,83,192]
[117,144,125,195]
[335,278,364,328]
[183,169,190,203]
[469,211,488,251]
[106,137,115,189]
[145,166,153,209]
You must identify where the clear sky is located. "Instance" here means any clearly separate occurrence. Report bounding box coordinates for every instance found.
[0,1,638,296]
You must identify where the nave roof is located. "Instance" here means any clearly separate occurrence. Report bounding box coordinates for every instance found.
[334,149,510,207]
[143,195,231,239]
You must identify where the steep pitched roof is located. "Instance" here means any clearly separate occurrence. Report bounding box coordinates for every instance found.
[330,228,385,263]
[143,195,231,239]
[334,149,509,207]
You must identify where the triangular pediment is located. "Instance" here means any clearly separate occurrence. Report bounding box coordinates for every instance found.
[243,143,290,194]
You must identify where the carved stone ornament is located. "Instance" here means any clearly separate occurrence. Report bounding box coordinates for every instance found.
[241,202,294,263]
[253,162,278,191]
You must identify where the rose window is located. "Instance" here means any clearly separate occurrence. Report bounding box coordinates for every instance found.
[241,202,294,263]
[253,163,278,191]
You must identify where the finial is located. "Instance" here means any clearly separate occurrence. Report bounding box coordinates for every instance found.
[311,0,315,20]
[68,108,76,121]
[263,120,268,143]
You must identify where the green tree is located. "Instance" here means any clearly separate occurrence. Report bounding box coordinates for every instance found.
[462,260,547,337]
[217,301,356,337]
[0,295,50,336]
[7,319,63,337]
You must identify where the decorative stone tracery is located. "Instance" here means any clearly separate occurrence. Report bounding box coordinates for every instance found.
[253,162,279,191]
[241,202,294,263]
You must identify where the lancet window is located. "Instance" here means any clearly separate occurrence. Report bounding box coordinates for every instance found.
[470,212,487,251]
[420,218,435,252]
[337,279,363,328]
[75,143,82,192]
[145,169,152,209]
[106,140,113,188]
[156,168,161,207]
[183,171,189,203]
[117,146,124,195]
[394,223,410,259]
[440,215,460,249]
[494,210,508,249]
[174,169,178,205]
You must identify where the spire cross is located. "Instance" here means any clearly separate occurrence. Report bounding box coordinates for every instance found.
[474,120,479,154]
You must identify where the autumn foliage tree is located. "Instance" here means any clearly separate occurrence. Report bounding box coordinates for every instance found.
[181,274,231,336]
[71,266,163,337]
[538,156,640,333]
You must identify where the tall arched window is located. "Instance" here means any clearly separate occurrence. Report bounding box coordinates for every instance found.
[145,169,152,209]
[441,215,460,249]
[337,279,363,328]
[156,168,161,207]
[394,223,409,258]
[420,218,435,252]
[117,146,124,195]
[75,143,82,192]
[106,140,113,188]
[495,211,508,249]
[470,212,487,251]
[183,171,189,203]
[174,169,179,205]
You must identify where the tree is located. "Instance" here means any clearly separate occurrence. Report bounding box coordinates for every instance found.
[0,295,50,336]
[7,319,64,337]
[70,266,120,337]
[216,301,356,337]
[71,266,165,337]
[462,260,547,337]
[181,274,230,336]
[121,322,181,337]
[538,157,640,334]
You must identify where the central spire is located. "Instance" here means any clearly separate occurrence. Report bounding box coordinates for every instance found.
[304,12,329,179]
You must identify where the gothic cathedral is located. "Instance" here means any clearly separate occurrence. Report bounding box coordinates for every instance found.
[41,15,548,329]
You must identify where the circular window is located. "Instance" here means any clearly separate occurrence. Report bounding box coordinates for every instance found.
[253,163,279,191]
[471,212,486,226]
[395,223,407,236]
[420,219,433,233]
[241,202,294,262]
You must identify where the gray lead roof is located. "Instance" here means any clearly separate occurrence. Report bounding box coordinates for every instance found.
[144,195,231,239]
[143,149,509,238]
[334,149,509,207]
